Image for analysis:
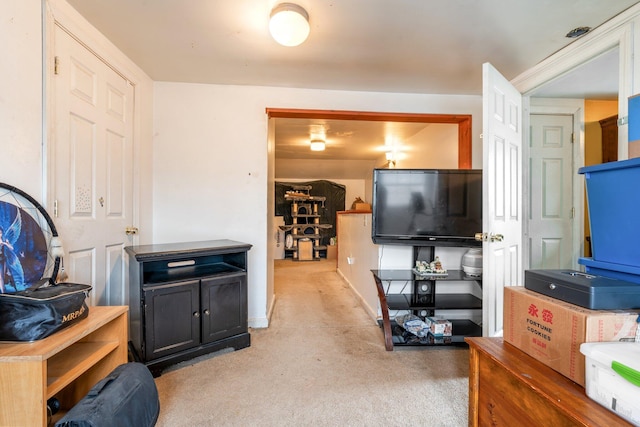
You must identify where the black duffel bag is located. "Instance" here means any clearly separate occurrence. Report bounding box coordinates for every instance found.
[0,280,91,341]
[55,362,160,427]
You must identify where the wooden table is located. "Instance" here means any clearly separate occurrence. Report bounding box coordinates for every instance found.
[0,306,128,426]
[466,337,632,426]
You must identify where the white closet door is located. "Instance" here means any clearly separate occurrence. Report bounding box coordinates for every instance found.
[52,25,134,306]
[528,114,574,270]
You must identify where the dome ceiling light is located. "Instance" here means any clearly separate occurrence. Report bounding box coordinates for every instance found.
[269,3,310,47]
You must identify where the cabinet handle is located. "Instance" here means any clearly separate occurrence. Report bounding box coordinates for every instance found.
[203,309,210,316]
[193,312,200,318]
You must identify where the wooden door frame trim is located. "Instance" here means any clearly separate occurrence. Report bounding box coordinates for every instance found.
[266,108,473,169]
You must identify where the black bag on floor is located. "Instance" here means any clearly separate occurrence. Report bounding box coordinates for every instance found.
[0,280,91,342]
[55,362,160,427]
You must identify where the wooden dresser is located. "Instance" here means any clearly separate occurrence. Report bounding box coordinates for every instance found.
[466,337,632,426]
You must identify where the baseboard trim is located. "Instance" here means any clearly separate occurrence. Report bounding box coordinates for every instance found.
[336,268,379,324]
[248,295,276,329]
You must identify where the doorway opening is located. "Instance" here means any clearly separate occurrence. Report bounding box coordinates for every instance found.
[266,108,472,259]
[265,108,476,327]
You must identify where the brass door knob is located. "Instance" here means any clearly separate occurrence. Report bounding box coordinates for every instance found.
[125,227,139,235]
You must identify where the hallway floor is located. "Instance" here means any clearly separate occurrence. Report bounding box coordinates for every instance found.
[154,259,469,426]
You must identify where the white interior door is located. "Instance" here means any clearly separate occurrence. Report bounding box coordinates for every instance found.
[482,63,523,337]
[52,25,134,306]
[528,114,574,269]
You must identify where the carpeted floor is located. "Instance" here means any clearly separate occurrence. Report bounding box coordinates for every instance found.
[154,259,469,426]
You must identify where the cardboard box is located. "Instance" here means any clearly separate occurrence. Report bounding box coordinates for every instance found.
[298,239,313,261]
[425,317,452,336]
[326,245,337,260]
[504,286,639,387]
[354,203,371,211]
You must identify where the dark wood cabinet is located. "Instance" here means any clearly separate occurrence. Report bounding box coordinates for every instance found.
[600,115,618,163]
[126,240,251,375]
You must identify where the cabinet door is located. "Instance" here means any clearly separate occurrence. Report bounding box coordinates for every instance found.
[201,273,248,344]
[144,279,200,361]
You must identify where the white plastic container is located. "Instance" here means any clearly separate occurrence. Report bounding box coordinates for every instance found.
[580,342,640,426]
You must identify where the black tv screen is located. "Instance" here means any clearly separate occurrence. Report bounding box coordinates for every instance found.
[371,168,482,246]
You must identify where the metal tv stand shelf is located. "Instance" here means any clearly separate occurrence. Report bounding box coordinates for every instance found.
[372,246,482,351]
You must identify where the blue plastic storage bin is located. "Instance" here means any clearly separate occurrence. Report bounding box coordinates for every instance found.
[578,257,640,285]
[579,157,640,268]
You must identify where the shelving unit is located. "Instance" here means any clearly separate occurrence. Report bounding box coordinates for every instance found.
[0,306,128,426]
[280,185,332,261]
[372,246,482,350]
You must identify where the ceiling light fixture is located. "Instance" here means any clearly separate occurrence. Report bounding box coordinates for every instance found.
[384,137,401,163]
[310,139,325,151]
[269,3,310,47]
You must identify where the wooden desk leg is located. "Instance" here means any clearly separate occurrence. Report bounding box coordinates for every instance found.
[372,273,394,351]
[468,345,480,427]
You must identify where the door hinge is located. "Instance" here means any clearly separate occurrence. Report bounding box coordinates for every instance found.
[571,207,575,219]
[53,199,58,218]
[571,133,575,144]
[618,116,628,127]
[54,56,60,75]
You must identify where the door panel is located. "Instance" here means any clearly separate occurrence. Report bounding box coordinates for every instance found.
[482,63,523,337]
[201,274,248,344]
[529,114,574,269]
[53,26,134,306]
[106,130,125,216]
[144,280,200,361]
[68,249,94,293]
[69,113,95,217]
[69,57,96,104]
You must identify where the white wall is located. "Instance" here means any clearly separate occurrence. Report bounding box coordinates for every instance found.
[398,124,459,169]
[153,82,482,327]
[0,1,43,200]
[336,212,379,321]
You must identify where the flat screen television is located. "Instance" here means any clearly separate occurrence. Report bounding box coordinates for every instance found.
[371,168,482,247]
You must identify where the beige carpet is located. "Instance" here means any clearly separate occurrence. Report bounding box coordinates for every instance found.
[154,259,469,426]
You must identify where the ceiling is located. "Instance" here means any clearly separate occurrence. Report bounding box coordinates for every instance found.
[65,0,638,179]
